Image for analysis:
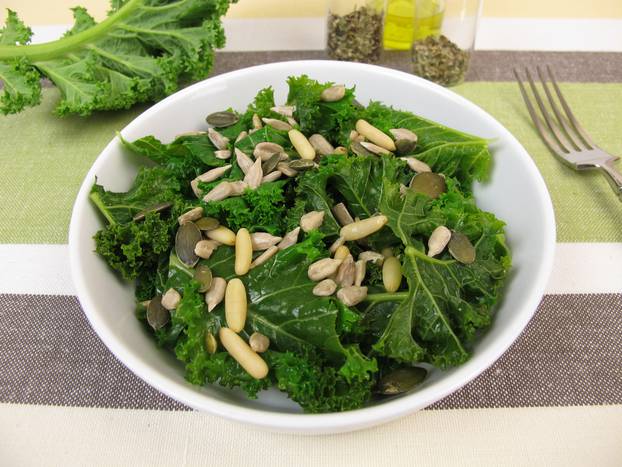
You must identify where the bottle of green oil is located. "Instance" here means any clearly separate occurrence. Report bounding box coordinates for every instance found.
[383,0,445,50]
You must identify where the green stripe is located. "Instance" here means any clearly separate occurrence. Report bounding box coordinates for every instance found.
[0,84,620,244]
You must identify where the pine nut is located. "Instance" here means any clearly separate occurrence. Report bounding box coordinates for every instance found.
[354,259,366,286]
[219,327,269,379]
[250,245,279,269]
[427,225,451,257]
[235,228,252,275]
[205,277,226,312]
[333,245,350,261]
[161,288,181,310]
[340,215,388,241]
[288,129,316,160]
[251,232,282,251]
[194,239,216,259]
[249,332,270,353]
[333,146,348,155]
[300,210,325,232]
[206,226,236,246]
[382,256,402,292]
[355,119,396,152]
[225,278,247,332]
[382,247,394,258]
[205,332,218,354]
[308,258,343,281]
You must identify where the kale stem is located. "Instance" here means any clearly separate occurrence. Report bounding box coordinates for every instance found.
[364,292,408,303]
[405,245,455,265]
[0,0,143,61]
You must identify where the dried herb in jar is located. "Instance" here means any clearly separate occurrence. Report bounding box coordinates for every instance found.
[411,34,469,86]
[327,6,383,63]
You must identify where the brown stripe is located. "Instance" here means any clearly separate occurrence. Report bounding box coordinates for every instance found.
[0,293,620,411]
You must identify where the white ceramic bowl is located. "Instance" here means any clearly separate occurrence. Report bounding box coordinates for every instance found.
[69,60,555,434]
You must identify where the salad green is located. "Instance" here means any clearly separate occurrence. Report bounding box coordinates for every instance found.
[90,75,511,412]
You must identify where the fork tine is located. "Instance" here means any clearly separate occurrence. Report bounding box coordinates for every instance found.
[524,68,573,153]
[536,66,584,151]
[513,69,565,157]
[546,65,596,149]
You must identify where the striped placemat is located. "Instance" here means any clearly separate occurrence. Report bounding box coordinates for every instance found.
[1,51,621,465]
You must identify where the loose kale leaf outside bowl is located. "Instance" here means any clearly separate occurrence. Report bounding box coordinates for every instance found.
[68,60,555,434]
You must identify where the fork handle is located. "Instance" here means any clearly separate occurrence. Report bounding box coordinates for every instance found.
[600,161,622,200]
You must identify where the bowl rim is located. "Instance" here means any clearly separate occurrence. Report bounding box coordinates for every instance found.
[68,60,556,434]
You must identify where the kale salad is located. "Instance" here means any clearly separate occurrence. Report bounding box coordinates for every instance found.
[90,76,511,413]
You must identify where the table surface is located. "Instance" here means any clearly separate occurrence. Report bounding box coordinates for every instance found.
[0,50,621,466]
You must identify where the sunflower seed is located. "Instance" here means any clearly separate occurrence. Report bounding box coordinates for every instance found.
[355,119,396,152]
[253,142,284,161]
[336,286,368,306]
[252,113,262,129]
[278,152,290,161]
[328,236,346,254]
[175,131,206,138]
[195,164,232,184]
[270,105,295,117]
[332,203,354,226]
[359,251,385,265]
[195,217,219,231]
[175,222,202,267]
[147,295,170,331]
[249,128,258,134]
[205,332,218,354]
[277,161,298,177]
[300,210,325,232]
[249,332,270,353]
[377,367,427,395]
[288,159,315,171]
[351,141,375,157]
[399,184,408,198]
[133,201,173,222]
[262,118,292,131]
[205,277,226,312]
[262,171,282,183]
[161,288,181,310]
[333,146,348,155]
[320,84,346,102]
[308,258,343,281]
[194,264,213,292]
[360,141,393,156]
[203,181,233,202]
[354,259,366,286]
[448,231,476,264]
[250,233,282,251]
[194,239,217,259]
[309,134,335,156]
[250,245,279,268]
[235,148,254,174]
[214,149,231,160]
[229,180,248,196]
[277,226,300,250]
[312,278,337,297]
[401,157,431,173]
[427,225,451,257]
[409,172,447,199]
[243,158,263,189]
[235,130,248,143]
[261,152,281,174]
[206,111,239,128]
[336,254,355,287]
[207,128,229,150]
[178,206,203,225]
[286,117,298,127]
[288,129,316,160]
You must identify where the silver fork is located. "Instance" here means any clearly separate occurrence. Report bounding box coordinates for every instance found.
[514,66,622,200]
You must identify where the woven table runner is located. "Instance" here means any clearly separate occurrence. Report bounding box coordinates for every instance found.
[1,51,621,465]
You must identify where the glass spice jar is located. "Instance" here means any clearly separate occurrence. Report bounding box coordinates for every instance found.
[327,0,385,63]
[411,0,481,86]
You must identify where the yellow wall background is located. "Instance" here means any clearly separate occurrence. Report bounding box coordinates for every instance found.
[1,0,621,25]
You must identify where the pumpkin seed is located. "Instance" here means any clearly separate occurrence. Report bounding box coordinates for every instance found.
[253,142,284,161]
[262,171,282,183]
[400,157,431,173]
[205,332,218,354]
[320,84,346,102]
[219,327,268,380]
[409,172,447,199]
[235,148,254,175]
[195,217,220,231]
[355,119,396,151]
[270,105,295,117]
[175,222,202,267]
[300,210,325,232]
[205,277,226,312]
[207,128,229,150]
[206,111,239,128]
[214,149,231,160]
[249,332,270,353]
[133,201,173,222]
[261,153,280,174]
[332,203,354,226]
[252,113,262,130]
[262,118,292,131]
[193,264,213,292]
[277,161,298,177]
[178,206,203,225]
[288,159,315,171]
[448,231,476,264]
[161,288,181,310]
[309,134,335,156]
[336,286,368,306]
[360,141,393,156]
[351,141,374,157]
[377,367,427,395]
[147,295,170,330]
[312,278,337,297]
[427,225,451,257]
